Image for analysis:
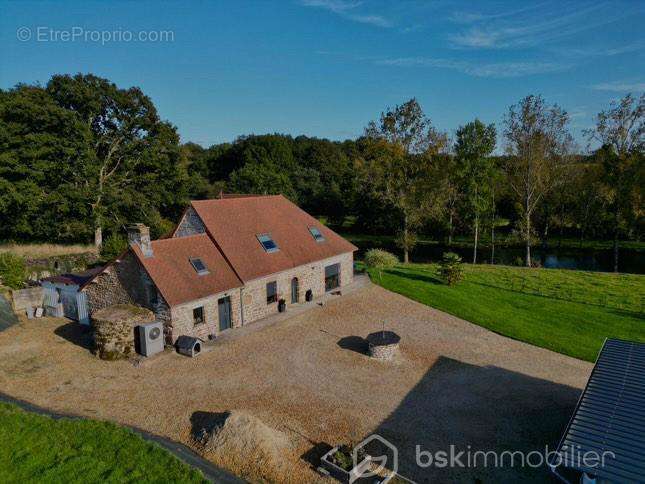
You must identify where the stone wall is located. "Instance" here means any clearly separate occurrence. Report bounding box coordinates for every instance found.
[26,252,100,281]
[169,288,242,342]
[92,305,154,360]
[83,251,170,328]
[175,207,206,237]
[241,252,353,324]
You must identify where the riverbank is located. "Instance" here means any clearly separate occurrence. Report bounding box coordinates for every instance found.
[365,263,645,362]
[345,233,644,274]
[343,233,645,251]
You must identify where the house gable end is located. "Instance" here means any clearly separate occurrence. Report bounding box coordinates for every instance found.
[174,206,206,238]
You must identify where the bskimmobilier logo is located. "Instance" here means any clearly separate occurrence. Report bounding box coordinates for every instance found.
[351,434,400,483]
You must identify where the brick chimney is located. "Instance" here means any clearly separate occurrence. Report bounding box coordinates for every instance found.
[127,223,153,258]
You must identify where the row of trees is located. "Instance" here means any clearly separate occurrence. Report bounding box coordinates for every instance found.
[361,96,642,269]
[0,74,642,270]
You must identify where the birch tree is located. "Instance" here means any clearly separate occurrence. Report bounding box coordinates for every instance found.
[503,95,573,267]
[454,119,497,264]
[584,93,644,272]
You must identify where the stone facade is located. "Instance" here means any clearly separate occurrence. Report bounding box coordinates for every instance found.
[175,207,206,237]
[83,252,171,335]
[169,288,242,342]
[84,205,355,344]
[241,252,354,324]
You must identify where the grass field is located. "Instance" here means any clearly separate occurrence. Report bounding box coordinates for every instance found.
[366,263,645,362]
[0,243,97,259]
[0,403,206,483]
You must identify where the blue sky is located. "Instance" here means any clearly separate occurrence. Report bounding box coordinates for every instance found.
[1,0,644,148]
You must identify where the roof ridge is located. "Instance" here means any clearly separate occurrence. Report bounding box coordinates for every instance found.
[151,233,208,244]
[191,194,282,203]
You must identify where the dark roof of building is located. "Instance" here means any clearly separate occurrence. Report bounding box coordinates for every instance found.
[42,267,103,286]
[550,338,645,483]
[190,195,357,282]
[130,234,243,306]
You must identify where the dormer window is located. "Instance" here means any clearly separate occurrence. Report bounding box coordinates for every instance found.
[257,234,279,253]
[189,257,209,275]
[309,226,325,243]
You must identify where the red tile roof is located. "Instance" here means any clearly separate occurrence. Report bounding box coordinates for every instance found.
[130,234,243,306]
[190,195,357,282]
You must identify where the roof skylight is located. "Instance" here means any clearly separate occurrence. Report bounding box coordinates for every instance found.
[309,226,325,242]
[257,234,279,253]
[189,257,209,275]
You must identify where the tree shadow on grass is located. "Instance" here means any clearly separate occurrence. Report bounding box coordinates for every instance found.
[54,321,93,351]
[384,268,443,285]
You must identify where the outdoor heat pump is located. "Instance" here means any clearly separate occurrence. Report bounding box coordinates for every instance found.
[137,321,164,357]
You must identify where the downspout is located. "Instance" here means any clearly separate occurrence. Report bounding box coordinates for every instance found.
[239,287,245,326]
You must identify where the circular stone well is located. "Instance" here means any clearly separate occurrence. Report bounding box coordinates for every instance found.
[366,331,400,361]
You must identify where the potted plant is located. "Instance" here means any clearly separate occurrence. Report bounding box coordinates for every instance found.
[278,298,286,312]
[320,444,371,483]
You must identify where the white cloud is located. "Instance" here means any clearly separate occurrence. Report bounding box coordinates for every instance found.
[591,81,645,92]
[300,0,392,27]
[448,4,547,25]
[558,42,645,58]
[448,3,627,49]
[374,57,569,78]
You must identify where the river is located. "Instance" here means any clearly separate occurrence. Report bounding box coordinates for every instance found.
[351,240,645,275]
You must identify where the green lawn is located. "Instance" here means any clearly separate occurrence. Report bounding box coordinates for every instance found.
[366,263,645,362]
[0,403,207,484]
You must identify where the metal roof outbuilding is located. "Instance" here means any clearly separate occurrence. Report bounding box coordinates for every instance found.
[550,338,645,483]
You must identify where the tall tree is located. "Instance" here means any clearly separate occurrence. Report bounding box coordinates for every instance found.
[454,119,497,263]
[585,93,644,272]
[46,74,186,247]
[503,95,573,267]
[364,98,447,262]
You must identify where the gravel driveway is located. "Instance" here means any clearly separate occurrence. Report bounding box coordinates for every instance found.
[0,283,591,483]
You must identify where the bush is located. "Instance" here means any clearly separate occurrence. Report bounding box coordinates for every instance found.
[364,249,398,269]
[0,253,27,289]
[438,252,463,286]
[100,234,127,261]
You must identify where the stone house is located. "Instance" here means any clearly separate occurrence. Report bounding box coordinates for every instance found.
[82,194,357,343]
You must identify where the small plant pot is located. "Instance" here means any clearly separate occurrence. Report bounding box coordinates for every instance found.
[278,299,286,312]
[320,446,372,483]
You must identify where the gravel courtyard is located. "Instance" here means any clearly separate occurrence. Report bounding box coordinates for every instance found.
[0,283,592,483]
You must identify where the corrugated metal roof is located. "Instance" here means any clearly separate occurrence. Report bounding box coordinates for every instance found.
[550,338,645,483]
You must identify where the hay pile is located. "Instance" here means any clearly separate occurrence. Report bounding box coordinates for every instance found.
[199,411,302,483]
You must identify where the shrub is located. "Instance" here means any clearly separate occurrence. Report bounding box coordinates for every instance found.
[100,234,127,261]
[438,252,463,286]
[0,252,27,289]
[364,249,398,269]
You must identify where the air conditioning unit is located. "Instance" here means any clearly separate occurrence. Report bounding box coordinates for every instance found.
[137,321,164,357]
